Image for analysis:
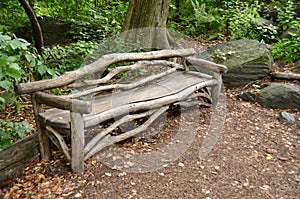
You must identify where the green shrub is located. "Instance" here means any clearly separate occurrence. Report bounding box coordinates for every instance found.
[168,0,225,36]
[0,33,54,110]
[226,1,278,43]
[275,0,299,31]
[272,22,300,62]
[0,1,28,33]
[42,40,98,73]
[68,1,128,41]
[0,119,34,151]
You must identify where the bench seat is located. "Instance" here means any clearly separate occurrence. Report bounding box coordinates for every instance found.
[38,71,213,129]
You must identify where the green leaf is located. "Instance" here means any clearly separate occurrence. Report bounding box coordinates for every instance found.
[207,33,223,41]
[10,62,21,71]
[9,39,29,50]
[6,66,23,81]
[0,55,8,67]
[0,140,11,151]
[0,97,5,104]
[37,64,47,75]
[25,53,35,62]
[7,55,19,63]
[0,34,11,41]
[47,68,57,77]
[0,81,12,90]
[52,88,60,95]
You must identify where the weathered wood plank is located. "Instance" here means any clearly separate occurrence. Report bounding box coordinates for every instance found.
[38,108,70,129]
[34,92,92,114]
[0,133,39,182]
[71,112,85,173]
[32,94,51,160]
[86,71,211,117]
[85,78,217,127]
[37,71,213,129]
[186,57,228,73]
[68,67,179,99]
[271,72,300,80]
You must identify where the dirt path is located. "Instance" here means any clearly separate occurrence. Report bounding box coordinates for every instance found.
[0,88,299,198]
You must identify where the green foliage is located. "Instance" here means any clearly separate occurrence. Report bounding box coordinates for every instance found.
[36,0,93,20]
[274,0,299,31]
[0,1,28,33]
[0,119,34,151]
[169,0,225,36]
[225,1,277,43]
[0,32,55,110]
[42,41,98,73]
[272,23,300,62]
[270,0,300,62]
[68,1,128,41]
[0,33,30,110]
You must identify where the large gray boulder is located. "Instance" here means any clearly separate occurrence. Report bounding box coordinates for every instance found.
[199,40,273,87]
[239,83,300,109]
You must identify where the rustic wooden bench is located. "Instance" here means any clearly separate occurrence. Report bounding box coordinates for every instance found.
[16,48,227,173]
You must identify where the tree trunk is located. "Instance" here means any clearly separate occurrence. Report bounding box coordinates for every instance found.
[122,0,171,50]
[18,0,43,54]
[29,0,34,9]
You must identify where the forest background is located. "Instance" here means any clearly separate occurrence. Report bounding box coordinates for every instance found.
[0,0,299,150]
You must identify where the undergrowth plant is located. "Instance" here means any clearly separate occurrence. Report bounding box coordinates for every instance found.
[42,41,98,73]
[68,1,128,41]
[270,0,300,62]
[168,0,225,36]
[226,0,278,43]
[0,119,34,151]
[0,33,56,111]
[272,21,300,62]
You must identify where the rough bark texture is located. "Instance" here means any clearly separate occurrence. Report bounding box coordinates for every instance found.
[122,0,171,50]
[271,72,300,80]
[18,0,43,53]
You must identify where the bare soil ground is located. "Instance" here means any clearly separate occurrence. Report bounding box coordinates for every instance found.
[0,86,299,199]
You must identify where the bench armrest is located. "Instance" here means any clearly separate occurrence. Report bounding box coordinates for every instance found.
[185,57,227,74]
[33,91,92,114]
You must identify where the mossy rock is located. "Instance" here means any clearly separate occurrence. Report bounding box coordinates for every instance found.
[199,40,273,87]
[239,84,300,109]
[256,84,300,109]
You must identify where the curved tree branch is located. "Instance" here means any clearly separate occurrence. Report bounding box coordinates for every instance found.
[18,0,44,54]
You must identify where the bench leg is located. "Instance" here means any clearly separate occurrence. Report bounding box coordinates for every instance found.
[211,73,222,107]
[70,112,85,173]
[32,94,51,160]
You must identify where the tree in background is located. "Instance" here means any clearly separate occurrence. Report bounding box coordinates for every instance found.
[122,0,171,50]
[18,0,43,53]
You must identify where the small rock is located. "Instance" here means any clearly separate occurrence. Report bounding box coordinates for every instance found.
[105,172,112,177]
[279,112,295,124]
[260,185,271,191]
[118,172,127,177]
[74,193,82,198]
[178,163,185,167]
